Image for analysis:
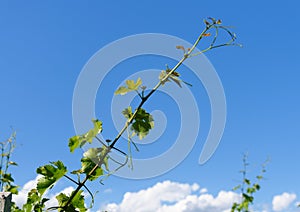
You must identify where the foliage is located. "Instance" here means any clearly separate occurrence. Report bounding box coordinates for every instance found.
[8,17,239,211]
[231,154,268,212]
[0,131,19,194]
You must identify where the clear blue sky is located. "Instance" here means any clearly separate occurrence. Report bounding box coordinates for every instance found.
[1,1,300,211]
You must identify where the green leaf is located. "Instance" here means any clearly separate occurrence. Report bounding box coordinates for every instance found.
[23,189,40,212]
[247,187,255,194]
[56,192,69,206]
[71,148,105,181]
[115,78,142,95]
[242,193,253,203]
[131,108,154,139]
[244,178,251,185]
[68,135,81,153]
[70,190,86,212]
[159,70,170,85]
[253,183,260,190]
[126,77,142,90]
[159,69,186,88]
[9,161,18,166]
[232,185,241,191]
[56,190,87,212]
[68,119,103,152]
[114,86,130,95]
[36,161,67,195]
[169,75,182,87]
[1,173,14,183]
[84,119,103,143]
[5,184,19,194]
[256,175,263,180]
[81,157,103,181]
[122,106,133,119]
[83,147,102,161]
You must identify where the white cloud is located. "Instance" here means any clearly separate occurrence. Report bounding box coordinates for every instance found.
[100,181,241,212]
[272,192,297,211]
[200,188,208,194]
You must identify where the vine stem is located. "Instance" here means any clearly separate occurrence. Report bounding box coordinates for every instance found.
[63,20,234,209]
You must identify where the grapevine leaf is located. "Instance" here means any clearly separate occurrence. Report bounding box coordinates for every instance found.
[232,185,241,191]
[247,187,255,194]
[56,193,69,207]
[169,75,182,87]
[56,190,87,212]
[68,135,81,153]
[256,175,263,180]
[1,173,14,183]
[114,86,130,95]
[242,193,254,203]
[23,189,40,212]
[71,148,105,181]
[244,178,251,185]
[115,78,142,95]
[131,108,154,140]
[159,69,186,88]
[71,190,86,212]
[5,184,19,194]
[9,161,18,166]
[68,119,103,152]
[84,119,103,143]
[126,77,142,90]
[81,157,103,181]
[122,106,133,119]
[253,183,260,190]
[159,70,170,85]
[166,69,182,87]
[36,161,67,195]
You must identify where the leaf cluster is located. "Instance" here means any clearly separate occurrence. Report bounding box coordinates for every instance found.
[231,155,268,212]
[0,131,19,194]
[122,107,154,140]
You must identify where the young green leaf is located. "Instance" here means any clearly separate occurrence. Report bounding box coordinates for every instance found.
[126,77,142,90]
[57,190,87,212]
[159,70,170,86]
[1,173,14,183]
[23,189,42,212]
[5,184,19,194]
[114,78,143,95]
[122,106,133,119]
[68,119,103,152]
[114,86,130,95]
[71,148,106,181]
[36,161,67,195]
[8,161,18,166]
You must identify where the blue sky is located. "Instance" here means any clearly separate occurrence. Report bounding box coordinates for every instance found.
[1,1,300,211]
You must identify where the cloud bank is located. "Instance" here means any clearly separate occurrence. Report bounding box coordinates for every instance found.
[100,180,240,212]
[12,178,299,212]
[272,192,297,211]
